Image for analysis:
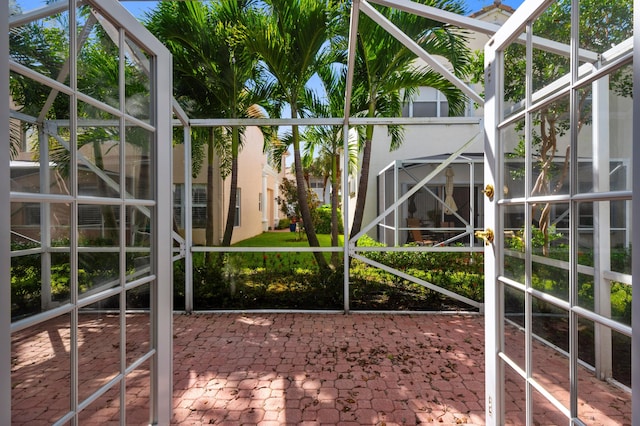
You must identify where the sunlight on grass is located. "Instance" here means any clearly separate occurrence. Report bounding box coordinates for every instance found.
[232,231,344,247]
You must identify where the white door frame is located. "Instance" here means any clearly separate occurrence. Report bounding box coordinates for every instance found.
[483,0,639,424]
[2,0,173,423]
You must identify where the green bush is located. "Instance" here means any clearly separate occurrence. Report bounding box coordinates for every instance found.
[355,235,484,306]
[10,235,633,320]
[277,217,291,230]
[313,204,343,234]
[187,252,343,310]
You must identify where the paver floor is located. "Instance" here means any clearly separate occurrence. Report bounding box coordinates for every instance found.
[172,314,487,425]
[11,313,632,425]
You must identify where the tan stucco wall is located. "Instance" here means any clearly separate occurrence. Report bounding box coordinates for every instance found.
[172,126,283,246]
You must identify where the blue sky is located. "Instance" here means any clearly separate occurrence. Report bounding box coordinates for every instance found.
[16,0,525,19]
[119,0,525,19]
[464,0,524,13]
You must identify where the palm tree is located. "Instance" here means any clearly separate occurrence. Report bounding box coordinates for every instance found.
[145,0,264,249]
[246,0,341,270]
[9,119,22,159]
[303,64,359,267]
[346,0,470,240]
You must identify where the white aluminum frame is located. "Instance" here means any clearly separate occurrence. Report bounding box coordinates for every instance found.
[484,0,637,424]
[6,0,637,423]
[1,1,10,423]
[633,1,640,423]
[5,0,173,424]
[170,0,618,318]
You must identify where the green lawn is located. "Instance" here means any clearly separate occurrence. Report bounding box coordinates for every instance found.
[232,231,344,247]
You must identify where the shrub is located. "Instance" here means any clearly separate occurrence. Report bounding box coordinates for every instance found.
[277,217,291,230]
[313,204,343,234]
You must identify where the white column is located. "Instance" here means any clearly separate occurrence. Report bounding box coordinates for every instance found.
[483,42,501,426]
[262,169,268,231]
[632,1,640,419]
[143,16,174,425]
[184,127,193,313]
[274,174,280,226]
[1,2,12,421]
[40,124,52,311]
[393,160,399,246]
[592,74,613,380]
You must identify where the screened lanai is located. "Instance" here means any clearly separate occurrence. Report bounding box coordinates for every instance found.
[3,0,639,425]
[377,153,485,247]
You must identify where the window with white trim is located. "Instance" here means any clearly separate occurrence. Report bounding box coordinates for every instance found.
[234,188,241,227]
[173,184,207,228]
[402,87,451,118]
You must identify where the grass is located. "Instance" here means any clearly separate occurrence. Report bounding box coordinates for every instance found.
[227,231,344,271]
[232,230,344,247]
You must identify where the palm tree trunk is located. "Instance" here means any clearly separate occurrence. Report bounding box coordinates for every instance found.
[222,127,239,246]
[350,99,376,241]
[291,122,329,270]
[330,153,339,267]
[349,125,374,240]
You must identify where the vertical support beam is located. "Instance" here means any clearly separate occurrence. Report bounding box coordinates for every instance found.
[1,1,11,423]
[40,125,52,310]
[118,26,127,425]
[592,74,612,380]
[153,43,173,426]
[631,0,640,421]
[469,161,475,248]
[568,0,580,418]
[69,3,79,422]
[342,124,351,313]
[393,161,399,246]
[483,41,501,426]
[343,0,360,314]
[184,126,193,313]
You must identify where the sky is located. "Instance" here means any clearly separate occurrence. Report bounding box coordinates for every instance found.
[15,0,525,20]
[118,0,526,19]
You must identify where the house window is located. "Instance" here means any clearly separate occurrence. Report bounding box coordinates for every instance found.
[192,185,207,228]
[24,203,41,226]
[173,184,183,227]
[173,184,207,228]
[78,205,103,226]
[234,188,241,227]
[402,87,451,118]
[258,192,262,212]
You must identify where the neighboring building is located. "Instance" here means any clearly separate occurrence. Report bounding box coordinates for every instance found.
[362,1,633,249]
[10,124,283,247]
[352,2,512,242]
[10,139,151,245]
[172,125,285,246]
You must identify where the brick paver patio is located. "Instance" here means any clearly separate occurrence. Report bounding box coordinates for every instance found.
[11,313,632,425]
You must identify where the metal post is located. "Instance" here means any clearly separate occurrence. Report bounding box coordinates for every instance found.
[40,124,52,311]
[631,0,640,422]
[184,126,193,313]
[394,160,399,246]
[592,72,613,380]
[153,45,174,426]
[1,2,11,422]
[483,38,500,426]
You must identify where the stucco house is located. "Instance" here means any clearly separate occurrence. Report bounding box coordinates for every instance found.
[172,126,285,246]
[349,2,515,244]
